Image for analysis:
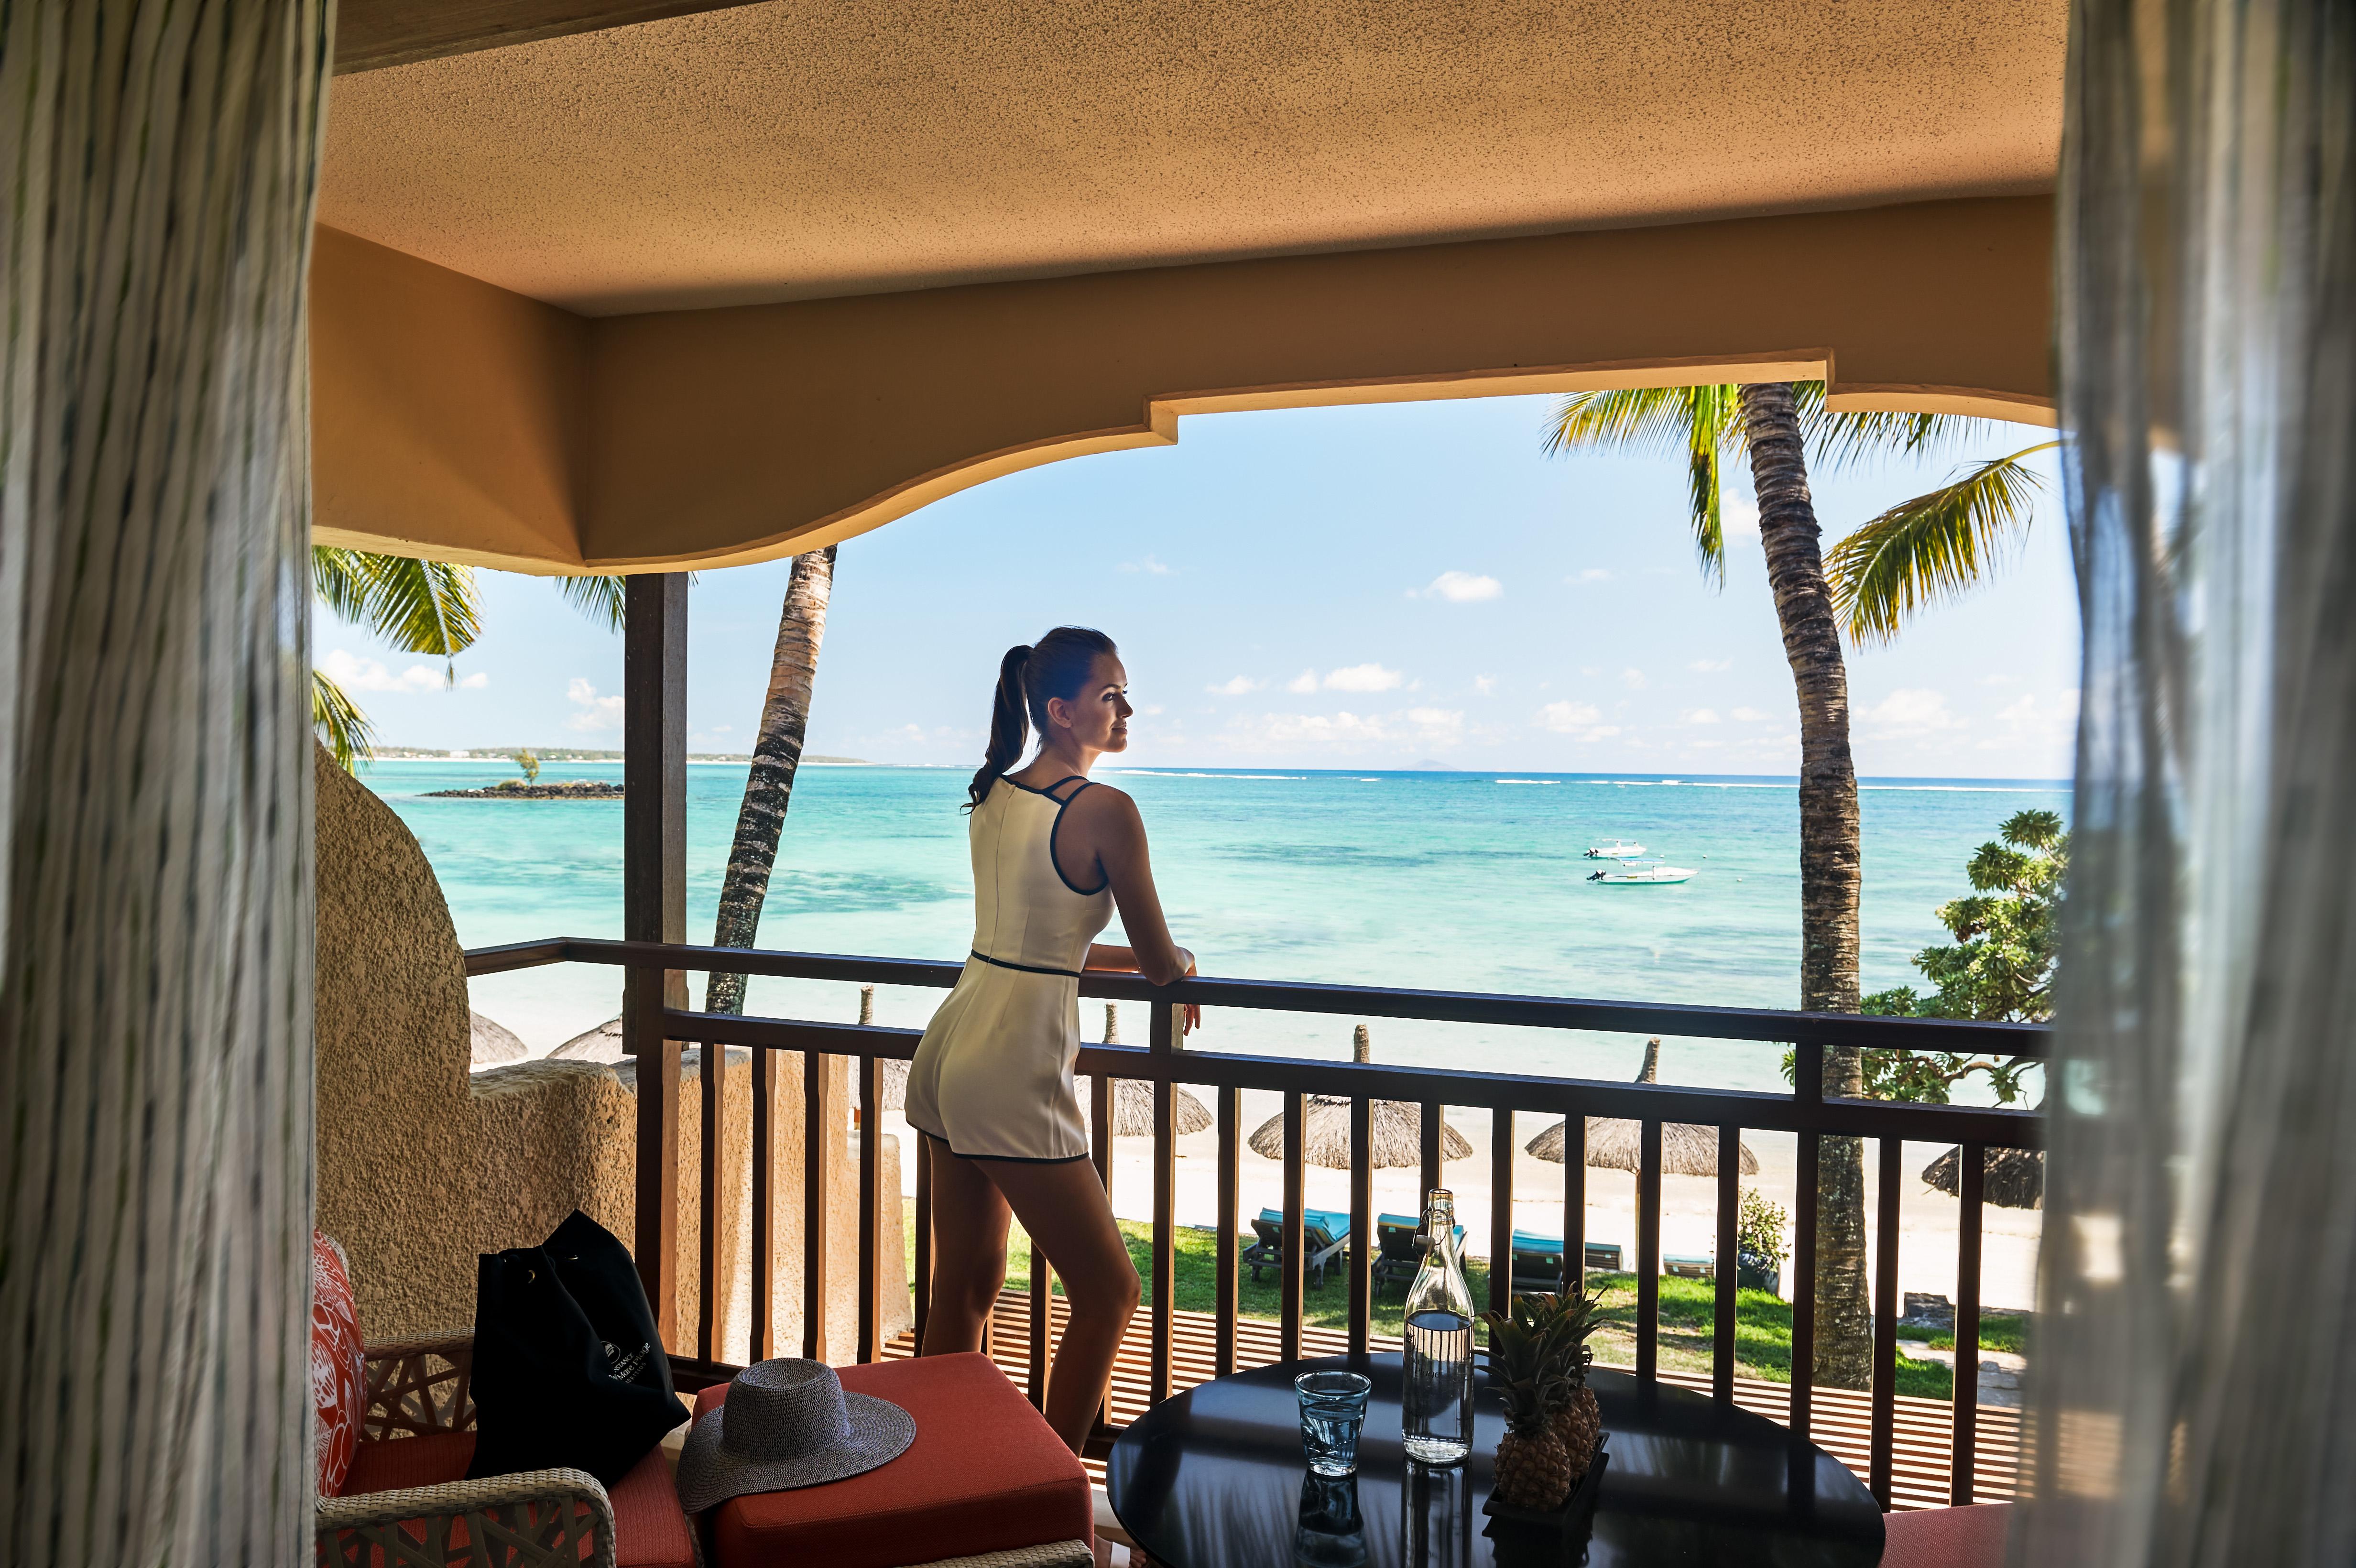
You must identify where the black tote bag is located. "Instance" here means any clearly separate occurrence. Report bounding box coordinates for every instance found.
[466,1210,689,1485]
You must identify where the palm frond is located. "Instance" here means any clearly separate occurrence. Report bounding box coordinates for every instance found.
[311,547,481,668]
[1547,385,1744,586]
[1543,386,1717,461]
[1825,442,2059,642]
[1806,408,2021,474]
[312,669,375,772]
[556,573,626,632]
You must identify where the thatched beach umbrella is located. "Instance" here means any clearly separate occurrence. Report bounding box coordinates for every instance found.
[1920,1145,2043,1209]
[1247,1025,1472,1169]
[1078,1005,1213,1136]
[1524,1039,1759,1176]
[470,1011,530,1068]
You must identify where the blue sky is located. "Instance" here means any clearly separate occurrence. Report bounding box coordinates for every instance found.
[318,394,2078,778]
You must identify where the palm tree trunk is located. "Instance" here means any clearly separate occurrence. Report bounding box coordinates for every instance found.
[1737,382,1871,1390]
[706,546,838,1014]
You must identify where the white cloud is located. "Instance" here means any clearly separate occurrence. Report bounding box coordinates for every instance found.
[1620,668,1648,691]
[711,724,732,732]
[1569,568,1614,584]
[318,649,444,693]
[1286,670,1320,695]
[1685,708,1721,725]
[1418,570,1503,602]
[1723,492,1761,541]
[1473,675,1497,696]
[1207,675,1264,696]
[1731,706,1770,722]
[1689,658,1732,673]
[457,671,490,689]
[1138,704,1166,717]
[1987,690,2081,752]
[1859,687,1965,737]
[1218,706,1463,751]
[1117,554,1174,575]
[566,677,626,733]
[1322,663,1405,694]
[1535,701,1622,742]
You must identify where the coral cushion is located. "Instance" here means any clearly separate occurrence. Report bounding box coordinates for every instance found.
[691,1353,1091,1568]
[341,1433,694,1568]
[310,1233,366,1498]
[1881,1503,2013,1568]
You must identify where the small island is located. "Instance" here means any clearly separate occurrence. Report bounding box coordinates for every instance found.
[424,778,623,800]
[424,751,622,799]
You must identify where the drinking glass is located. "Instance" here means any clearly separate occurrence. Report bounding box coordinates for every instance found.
[1296,1370,1374,1477]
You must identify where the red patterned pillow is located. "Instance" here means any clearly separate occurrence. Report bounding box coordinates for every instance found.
[311,1232,366,1498]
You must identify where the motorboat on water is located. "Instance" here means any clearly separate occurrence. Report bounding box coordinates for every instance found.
[1583,838,1646,859]
[1587,860,1696,885]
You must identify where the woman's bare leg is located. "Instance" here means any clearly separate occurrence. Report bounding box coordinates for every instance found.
[919,1135,1012,1356]
[983,1157,1142,1454]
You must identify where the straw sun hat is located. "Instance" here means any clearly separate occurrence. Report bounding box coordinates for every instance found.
[674,1359,915,1513]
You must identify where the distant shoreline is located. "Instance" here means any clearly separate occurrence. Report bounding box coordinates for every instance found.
[360,756,2071,789]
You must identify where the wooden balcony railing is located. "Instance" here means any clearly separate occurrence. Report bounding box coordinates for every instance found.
[465,935,2043,1511]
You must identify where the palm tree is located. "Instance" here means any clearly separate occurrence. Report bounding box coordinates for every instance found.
[1543,383,1865,1387]
[706,546,839,1016]
[310,552,625,769]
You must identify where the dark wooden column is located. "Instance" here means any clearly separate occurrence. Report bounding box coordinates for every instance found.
[625,574,689,1345]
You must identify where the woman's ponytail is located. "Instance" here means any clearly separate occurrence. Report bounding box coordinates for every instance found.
[967,644,1033,810]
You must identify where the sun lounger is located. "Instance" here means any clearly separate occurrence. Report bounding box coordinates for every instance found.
[1243,1207,1352,1290]
[1505,1233,1629,1293]
[1664,1252,1715,1280]
[1371,1213,1466,1300]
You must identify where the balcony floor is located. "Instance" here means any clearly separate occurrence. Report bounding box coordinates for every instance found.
[881,1289,2020,1516]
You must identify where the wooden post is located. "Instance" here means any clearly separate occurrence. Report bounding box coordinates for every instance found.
[626,574,688,1347]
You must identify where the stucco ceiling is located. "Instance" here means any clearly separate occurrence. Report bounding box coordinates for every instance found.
[320,0,2066,318]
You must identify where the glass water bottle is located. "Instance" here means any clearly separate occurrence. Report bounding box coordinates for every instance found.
[1400,1187,1474,1464]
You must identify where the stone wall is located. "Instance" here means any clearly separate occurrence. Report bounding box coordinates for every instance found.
[313,744,905,1354]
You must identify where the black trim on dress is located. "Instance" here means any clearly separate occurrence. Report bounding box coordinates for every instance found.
[1047,782,1113,896]
[970,948,1083,980]
[922,1132,1091,1165]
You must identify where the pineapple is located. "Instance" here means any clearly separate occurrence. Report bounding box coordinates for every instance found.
[1535,1290,1607,1478]
[1481,1309,1577,1510]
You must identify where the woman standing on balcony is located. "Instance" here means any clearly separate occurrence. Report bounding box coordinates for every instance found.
[904,626,1200,1453]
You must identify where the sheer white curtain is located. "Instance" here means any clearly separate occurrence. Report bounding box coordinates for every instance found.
[0,2,327,1562]
[2030,0,2356,1563]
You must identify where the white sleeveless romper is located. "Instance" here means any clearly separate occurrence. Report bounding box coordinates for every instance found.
[903,774,1114,1162]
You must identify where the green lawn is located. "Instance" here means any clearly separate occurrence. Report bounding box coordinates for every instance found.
[905,1204,1970,1399]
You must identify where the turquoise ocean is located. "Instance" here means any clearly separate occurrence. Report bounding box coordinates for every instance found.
[364,760,2066,1101]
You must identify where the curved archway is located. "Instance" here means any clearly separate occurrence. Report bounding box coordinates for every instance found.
[313,195,2053,574]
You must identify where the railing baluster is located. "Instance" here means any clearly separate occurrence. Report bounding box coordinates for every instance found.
[753,1047,775,1361]
[1952,1142,1985,1506]
[1871,1134,1902,1506]
[622,575,687,1350]
[1564,1105,1585,1293]
[1028,1253,1050,1408]
[1791,1039,1822,1442]
[1150,1003,1177,1405]
[1091,1072,1113,1428]
[1489,1107,1514,1316]
[912,1128,932,1350]
[1216,1087,1240,1376]
[698,1039,725,1361]
[1348,1096,1372,1355]
[1792,1129,1819,1442]
[858,1054,882,1363]
[1714,1123,1738,1406]
[1281,1091,1306,1363]
[1419,1101,1442,1212]
[1636,1118,1661,1386]
[802,1052,830,1361]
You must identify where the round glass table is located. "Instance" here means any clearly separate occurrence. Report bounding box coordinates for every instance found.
[1104,1354,1886,1567]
